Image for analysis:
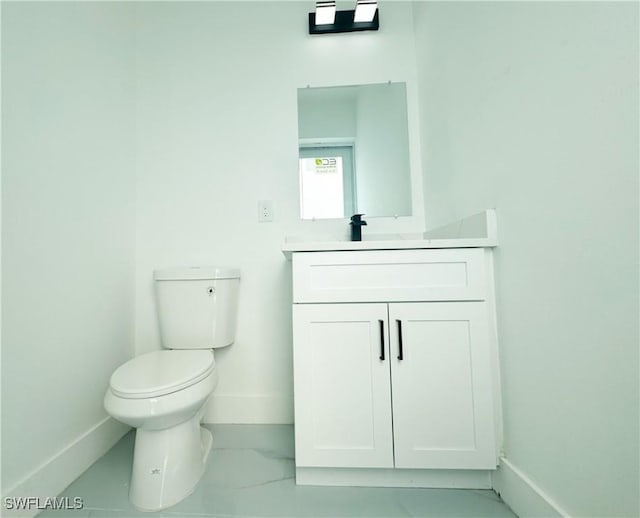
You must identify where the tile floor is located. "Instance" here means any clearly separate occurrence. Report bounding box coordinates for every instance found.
[41,425,516,518]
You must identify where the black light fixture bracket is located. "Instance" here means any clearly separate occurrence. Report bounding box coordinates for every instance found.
[308,9,379,35]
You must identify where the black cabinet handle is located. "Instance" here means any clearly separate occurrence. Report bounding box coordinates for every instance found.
[378,320,385,361]
[396,319,404,360]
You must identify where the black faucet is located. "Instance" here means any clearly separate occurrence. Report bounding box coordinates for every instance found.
[350,214,367,241]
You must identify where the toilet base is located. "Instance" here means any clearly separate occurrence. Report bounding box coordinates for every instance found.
[129,414,213,511]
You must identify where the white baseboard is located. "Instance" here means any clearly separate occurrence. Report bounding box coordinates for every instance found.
[203,394,293,424]
[2,417,130,518]
[492,457,569,518]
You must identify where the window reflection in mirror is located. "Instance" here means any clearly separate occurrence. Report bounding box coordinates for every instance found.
[297,82,412,220]
[299,146,355,219]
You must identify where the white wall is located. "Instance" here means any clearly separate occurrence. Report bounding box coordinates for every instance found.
[355,83,411,216]
[298,93,357,140]
[2,1,136,501]
[133,1,422,423]
[414,2,639,517]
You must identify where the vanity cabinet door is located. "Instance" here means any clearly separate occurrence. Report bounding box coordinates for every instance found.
[388,302,497,469]
[292,303,394,468]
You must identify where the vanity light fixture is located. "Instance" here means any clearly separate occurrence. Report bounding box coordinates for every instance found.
[308,0,379,35]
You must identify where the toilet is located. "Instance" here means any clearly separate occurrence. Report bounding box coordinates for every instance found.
[104,266,240,512]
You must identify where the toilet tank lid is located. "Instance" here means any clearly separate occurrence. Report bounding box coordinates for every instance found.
[154,266,240,281]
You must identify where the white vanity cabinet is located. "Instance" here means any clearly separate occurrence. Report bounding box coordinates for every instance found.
[291,248,501,488]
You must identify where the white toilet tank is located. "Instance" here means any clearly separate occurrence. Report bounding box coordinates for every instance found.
[153,266,240,350]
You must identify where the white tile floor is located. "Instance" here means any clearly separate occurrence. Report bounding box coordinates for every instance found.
[41,425,517,518]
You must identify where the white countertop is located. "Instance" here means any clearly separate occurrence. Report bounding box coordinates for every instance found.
[281,210,498,259]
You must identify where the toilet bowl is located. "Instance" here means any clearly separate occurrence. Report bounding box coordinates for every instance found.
[104,267,240,512]
[104,350,218,511]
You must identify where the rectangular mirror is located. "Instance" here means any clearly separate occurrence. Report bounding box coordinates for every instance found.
[297,82,412,220]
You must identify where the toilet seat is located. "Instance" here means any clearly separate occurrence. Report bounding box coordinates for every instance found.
[110,350,215,399]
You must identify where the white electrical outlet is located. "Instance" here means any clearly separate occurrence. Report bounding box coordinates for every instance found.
[258,200,274,222]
